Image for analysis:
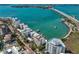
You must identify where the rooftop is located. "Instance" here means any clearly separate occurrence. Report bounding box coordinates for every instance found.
[49,38,65,47]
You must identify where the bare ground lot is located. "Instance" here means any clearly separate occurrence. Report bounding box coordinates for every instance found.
[65,31,79,54]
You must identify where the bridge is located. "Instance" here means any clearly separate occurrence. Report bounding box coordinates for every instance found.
[49,7,79,31]
[49,8,79,23]
[11,5,79,31]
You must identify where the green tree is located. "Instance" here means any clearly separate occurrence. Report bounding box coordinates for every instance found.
[0,40,4,51]
[61,38,67,42]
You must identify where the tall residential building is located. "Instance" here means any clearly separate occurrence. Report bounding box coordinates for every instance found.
[29,31,46,46]
[12,18,20,27]
[17,23,46,46]
[0,28,3,35]
[18,24,46,46]
[46,38,65,54]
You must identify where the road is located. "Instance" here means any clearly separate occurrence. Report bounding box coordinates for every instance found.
[50,8,79,23]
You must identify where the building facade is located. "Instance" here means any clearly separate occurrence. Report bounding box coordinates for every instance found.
[46,38,65,54]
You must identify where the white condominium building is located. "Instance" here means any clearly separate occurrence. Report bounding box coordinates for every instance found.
[30,31,46,46]
[46,38,65,54]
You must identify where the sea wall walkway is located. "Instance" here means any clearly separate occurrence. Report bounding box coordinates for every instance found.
[63,21,72,38]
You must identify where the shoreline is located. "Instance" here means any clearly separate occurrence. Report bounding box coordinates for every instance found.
[61,19,72,39]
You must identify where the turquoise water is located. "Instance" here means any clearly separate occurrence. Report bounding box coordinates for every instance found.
[0,4,78,40]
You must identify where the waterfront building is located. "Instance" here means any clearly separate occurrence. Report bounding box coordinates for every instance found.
[31,31,46,46]
[19,23,29,30]
[19,23,25,29]
[0,28,3,35]
[46,38,65,54]
[27,37,33,42]
[17,27,46,46]
[12,18,20,27]
[16,21,46,46]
